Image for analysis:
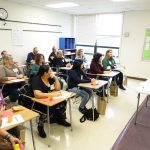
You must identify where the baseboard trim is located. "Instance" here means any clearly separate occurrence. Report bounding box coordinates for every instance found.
[127,76,147,81]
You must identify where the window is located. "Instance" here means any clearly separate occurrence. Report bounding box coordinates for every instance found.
[96,13,123,63]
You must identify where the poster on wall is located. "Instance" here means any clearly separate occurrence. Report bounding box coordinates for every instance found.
[143,29,150,60]
[12,29,24,45]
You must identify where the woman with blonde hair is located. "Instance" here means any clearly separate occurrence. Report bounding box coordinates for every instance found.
[75,49,87,63]
[0,55,24,102]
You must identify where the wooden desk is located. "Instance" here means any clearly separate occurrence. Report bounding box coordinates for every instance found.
[1,106,39,150]
[30,90,76,147]
[96,71,119,78]
[3,77,28,84]
[78,80,108,121]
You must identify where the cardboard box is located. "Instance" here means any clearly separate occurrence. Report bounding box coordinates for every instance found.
[110,82,118,96]
[97,97,107,115]
[124,76,128,86]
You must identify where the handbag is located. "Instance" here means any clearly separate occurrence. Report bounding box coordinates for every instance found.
[80,108,99,123]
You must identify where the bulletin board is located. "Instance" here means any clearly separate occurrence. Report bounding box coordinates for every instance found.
[143,29,150,60]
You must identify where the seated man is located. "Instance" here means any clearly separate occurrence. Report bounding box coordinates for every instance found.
[102,49,126,90]
[51,50,71,81]
[0,50,7,64]
[26,47,38,64]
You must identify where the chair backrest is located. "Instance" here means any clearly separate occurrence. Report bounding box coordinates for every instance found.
[19,83,33,97]
[0,90,6,107]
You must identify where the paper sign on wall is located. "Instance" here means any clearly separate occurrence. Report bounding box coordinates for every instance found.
[143,29,150,60]
[12,29,24,45]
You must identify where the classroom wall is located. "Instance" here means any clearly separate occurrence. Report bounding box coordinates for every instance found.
[120,11,150,79]
[0,0,73,63]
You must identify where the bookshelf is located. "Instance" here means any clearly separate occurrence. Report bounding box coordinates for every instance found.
[59,37,76,61]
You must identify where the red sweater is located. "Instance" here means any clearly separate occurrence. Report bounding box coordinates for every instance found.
[89,61,104,75]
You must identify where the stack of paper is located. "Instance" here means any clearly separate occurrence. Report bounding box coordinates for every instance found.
[0,114,24,128]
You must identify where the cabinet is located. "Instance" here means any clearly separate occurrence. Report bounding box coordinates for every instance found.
[59,37,76,61]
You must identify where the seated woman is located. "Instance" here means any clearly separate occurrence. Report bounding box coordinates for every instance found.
[75,49,87,63]
[30,53,65,89]
[0,55,24,103]
[30,53,45,77]
[31,65,70,138]
[68,59,95,114]
[89,53,110,96]
[102,49,126,90]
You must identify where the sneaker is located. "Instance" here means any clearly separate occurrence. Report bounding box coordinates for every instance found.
[79,107,88,114]
[57,120,71,127]
[119,85,126,90]
[37,125,46,138]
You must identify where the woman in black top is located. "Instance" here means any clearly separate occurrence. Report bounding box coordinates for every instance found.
[31,65,70,138]
[68,59,95,114]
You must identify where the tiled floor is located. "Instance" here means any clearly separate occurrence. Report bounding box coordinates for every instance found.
[24,79,146,150]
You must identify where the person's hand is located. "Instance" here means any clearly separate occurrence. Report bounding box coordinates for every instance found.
[66,63,72,68]
[30,60,35,64]
[49,91,62,97]
[9,136,21,147]
[8,77,17,81]
[91,78,96,83]
[104,70,111,74]
[16,74,23,79]
[0,105,6,111]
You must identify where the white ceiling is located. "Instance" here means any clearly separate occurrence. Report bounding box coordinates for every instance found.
[6,0,150,15]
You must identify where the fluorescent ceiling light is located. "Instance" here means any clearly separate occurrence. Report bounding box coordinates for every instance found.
[46,2,79,8]
[112,0,131,1]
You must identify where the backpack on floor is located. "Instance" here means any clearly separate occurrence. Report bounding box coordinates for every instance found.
[80,108,99,123]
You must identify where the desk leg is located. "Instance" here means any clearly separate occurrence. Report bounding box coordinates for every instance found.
[107,77,110,103]
[30,120,36,150]
[47,106,51,147]
[134,93,140,125]
[68,98,73,131]
[92,91,95,121]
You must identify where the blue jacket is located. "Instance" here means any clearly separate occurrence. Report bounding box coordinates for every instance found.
[68,69,91,89]
[26,52,36,63]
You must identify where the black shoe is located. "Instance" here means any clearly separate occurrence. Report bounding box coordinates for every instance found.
[96,91,103,97]
[79,106,88,114]
[119,85,126,90]
[104,92,108,97]
[38,125,46,138]
[57,120,71,127]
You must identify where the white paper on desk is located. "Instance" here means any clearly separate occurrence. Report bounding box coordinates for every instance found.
[0,114,24,128]
[12,79,24,82]
[53,92,73,100]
